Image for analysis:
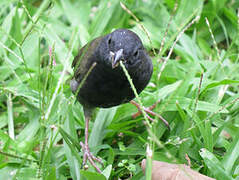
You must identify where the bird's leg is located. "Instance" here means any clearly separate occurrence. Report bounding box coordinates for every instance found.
[80,114,102,173]
[130,100,170,129]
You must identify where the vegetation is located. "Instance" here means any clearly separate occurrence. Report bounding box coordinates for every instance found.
[0,0,239,179]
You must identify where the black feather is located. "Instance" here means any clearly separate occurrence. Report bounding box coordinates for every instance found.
[71,29,153,109]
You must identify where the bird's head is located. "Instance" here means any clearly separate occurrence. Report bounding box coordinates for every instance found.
[99,29,148,70]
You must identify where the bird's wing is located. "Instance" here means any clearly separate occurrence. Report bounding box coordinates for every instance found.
[72,37,102,80]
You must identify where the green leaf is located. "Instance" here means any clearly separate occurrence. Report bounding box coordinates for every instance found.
[61,105,81,180]
[10,7,22,44]
[200,148,233,180]
[165,96,229,113]
[175,0,203,27]
[80,170,106,180]
[102,165,112,179]
[222,131,239,174]
[60,0,90,44]
[45,166,57,180]
[89,0,120,37]
[89,107,117,148]
[1,7,16,45]
[21,32,39,70]
[201,79,239,95]
[156,80,182,99]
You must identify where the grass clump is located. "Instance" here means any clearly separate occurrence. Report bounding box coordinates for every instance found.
[0,0,239,179]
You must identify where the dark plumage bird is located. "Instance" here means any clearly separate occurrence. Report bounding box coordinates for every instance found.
[71,29,153,173]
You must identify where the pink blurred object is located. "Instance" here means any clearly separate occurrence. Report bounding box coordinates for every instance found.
[49,46,56,66]
[141,159,215,180]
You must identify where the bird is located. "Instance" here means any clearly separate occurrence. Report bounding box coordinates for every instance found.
[71,29,153,173]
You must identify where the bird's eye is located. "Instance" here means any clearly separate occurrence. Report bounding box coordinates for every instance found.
[108,38,112,45]
[133,50,138,57]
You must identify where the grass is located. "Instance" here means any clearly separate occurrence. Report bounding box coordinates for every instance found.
[0,0,239,179]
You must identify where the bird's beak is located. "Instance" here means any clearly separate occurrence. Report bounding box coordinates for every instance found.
[110,49,124,69]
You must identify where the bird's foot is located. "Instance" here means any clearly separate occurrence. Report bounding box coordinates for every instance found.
[80,142,103,173]
[130,100,170,129]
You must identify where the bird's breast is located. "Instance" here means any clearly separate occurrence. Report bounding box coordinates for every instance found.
[77,62,135,108]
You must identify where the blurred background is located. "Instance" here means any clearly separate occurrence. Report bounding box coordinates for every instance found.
[0,0,239,179]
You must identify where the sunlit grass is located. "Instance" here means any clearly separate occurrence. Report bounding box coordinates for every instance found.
[0,0,239,179]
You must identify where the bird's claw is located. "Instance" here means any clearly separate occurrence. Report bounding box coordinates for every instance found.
[80,142,103,173]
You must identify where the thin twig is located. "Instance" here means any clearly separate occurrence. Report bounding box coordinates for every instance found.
[20,0,35,23]
[0,150,38,163]
[131,100,169,129]
[120,1,156,56]
[188,96,239,132]
[120,61,151,128]
[44,30,78,121]
[0,27,32,80]
[158,0,178,60]
[7,93,14,139]
[205,17,229,102]
[205,18,220,60]
[237,8,239,38]
[21,0,51,45]
[0,41,24,63]
[75,62,97,98]
[194,72,204,114]
[37,139,47,178]
[132,100,160,118]
[158,15,200,80]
